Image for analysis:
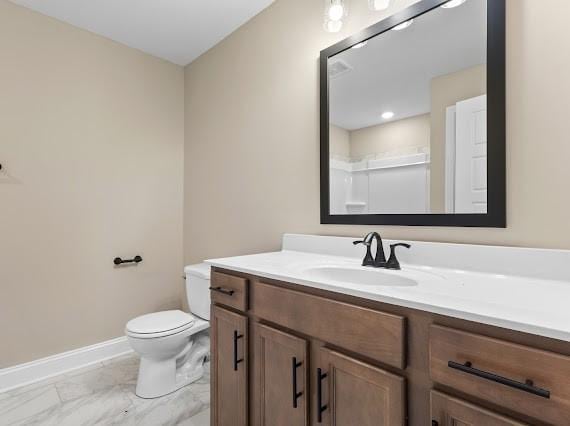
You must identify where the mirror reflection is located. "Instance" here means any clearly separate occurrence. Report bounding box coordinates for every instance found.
[329,0,487,215]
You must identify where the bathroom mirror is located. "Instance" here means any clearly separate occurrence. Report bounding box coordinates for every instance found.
[320,0,505,227]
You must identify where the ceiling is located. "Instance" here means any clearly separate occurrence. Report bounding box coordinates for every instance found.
[330,0,487,130]
[9,0,275,66]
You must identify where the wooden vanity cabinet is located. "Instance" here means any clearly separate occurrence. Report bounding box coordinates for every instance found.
[210,267,570,426]
[211,270,407,426]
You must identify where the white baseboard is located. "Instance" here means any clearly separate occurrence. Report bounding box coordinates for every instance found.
[0,337,133,393]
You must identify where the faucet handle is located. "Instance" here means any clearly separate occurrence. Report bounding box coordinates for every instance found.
[385,243,411,270]
[353,239,375,266]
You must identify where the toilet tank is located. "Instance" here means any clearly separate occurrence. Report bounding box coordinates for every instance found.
[184,263,211,321]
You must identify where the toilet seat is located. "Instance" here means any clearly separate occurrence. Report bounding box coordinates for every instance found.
[126,310,195,339]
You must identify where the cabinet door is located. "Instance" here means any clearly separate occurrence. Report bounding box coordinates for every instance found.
[431,391,527,426]
[253,323,308,426]
[211,305,248,426]
[316,348,405,426]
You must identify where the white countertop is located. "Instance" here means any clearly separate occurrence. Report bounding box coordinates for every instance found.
[206,234,570,342]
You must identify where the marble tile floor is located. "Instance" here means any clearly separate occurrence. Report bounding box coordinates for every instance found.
[0,354,210,426]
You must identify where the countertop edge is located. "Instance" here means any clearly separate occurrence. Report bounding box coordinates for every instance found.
[207,260,570,344]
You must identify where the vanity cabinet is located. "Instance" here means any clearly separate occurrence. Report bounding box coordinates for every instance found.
[211,305,248,426]
[210,268,570,426]
[430,391,526,426]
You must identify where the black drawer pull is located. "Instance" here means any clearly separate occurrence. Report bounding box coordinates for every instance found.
[448,361,551,399]
[233,330,244,371]
[209,286,235,296]
[292,357,303,408]
[317,368,328,423]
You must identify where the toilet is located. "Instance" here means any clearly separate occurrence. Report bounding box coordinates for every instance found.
[126,263,211,399]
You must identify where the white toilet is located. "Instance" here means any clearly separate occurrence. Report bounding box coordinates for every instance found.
[126,263,211,399]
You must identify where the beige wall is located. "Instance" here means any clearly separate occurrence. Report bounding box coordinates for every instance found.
[184,0,570,268]
[0,1,185,367]
[430,64,486,212]
[350,114,430,160]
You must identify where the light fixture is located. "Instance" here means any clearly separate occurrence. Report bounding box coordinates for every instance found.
[368,0,391,11]
[328,3,344,21]
[324,0,347,33]
[441,0,467,8]
[381,111,395,120]
[324,19,343,33]
[352,41,368,49]
[392,19,414,31]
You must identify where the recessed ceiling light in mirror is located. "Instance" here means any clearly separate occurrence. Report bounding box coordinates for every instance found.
[392,19,414,31]
[441,0,467,8]
[352,41,368,49]
[381,111,395,120]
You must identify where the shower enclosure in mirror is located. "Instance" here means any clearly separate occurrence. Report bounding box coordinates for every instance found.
[320,0,505,226]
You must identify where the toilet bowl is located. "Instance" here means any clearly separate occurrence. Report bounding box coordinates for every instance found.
[126,263,211,399]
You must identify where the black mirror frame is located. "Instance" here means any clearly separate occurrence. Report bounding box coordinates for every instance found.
[320,0,506,227]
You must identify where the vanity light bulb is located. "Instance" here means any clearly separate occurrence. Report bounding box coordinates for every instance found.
[441,0,467,8]
[328,4,344,21]
[392,19,414,31]
[323,0,346,32]
[369,0,391,11]
[324,19,343,33]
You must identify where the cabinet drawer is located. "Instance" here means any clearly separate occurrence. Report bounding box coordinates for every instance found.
[251,282,406,369]
[210,271,248,311]
[429,325,570,425]
[431,391,527,426]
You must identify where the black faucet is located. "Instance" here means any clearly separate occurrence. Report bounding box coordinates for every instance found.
[353,232,386,267]
[353,233,411,270]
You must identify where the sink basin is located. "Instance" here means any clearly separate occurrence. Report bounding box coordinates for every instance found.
[302,265,418,287]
